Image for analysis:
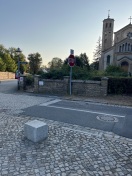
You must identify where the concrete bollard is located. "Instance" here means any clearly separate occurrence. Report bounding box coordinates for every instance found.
[24,120,48,142]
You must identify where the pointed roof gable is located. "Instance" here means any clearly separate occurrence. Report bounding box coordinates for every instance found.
[114,23,132,34]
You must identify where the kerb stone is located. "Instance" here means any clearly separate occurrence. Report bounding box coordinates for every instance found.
[24,120,48,142]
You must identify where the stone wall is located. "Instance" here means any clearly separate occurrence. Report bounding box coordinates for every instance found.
[32,76,108,97]
[72,80,102,96]
[35,78,68,95]
[0,72,15,80]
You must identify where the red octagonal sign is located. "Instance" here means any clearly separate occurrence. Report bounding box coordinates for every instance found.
[68,54,75,67]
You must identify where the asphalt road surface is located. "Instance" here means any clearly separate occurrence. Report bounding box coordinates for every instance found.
[21,98,132,139]
[0,79,18,93]
[0,80,131,139]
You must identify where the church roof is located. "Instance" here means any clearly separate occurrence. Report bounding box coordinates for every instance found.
[117,56,132,62]
[114,23,132,34]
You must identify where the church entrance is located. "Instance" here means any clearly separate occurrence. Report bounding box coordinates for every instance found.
[121,61,129,72]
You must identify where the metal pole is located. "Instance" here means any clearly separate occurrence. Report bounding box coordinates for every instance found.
[16,48,22,90]
[18,55,20,90]
[70,66,72,95]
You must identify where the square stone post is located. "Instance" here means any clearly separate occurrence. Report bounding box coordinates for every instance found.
[101,77,109,96]
[34,75,40,93]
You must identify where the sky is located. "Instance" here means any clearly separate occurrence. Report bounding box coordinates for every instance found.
[0,0,132,66]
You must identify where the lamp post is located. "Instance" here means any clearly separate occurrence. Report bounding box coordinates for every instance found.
[16,47,22,90]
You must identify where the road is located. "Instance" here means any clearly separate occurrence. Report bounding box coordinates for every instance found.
[21,98,132,139]
[0,79,18,93]
[0,79,132,139]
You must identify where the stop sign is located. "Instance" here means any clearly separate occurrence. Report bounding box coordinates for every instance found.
[68,54,75,67]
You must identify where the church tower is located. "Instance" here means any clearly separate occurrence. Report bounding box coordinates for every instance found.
[102,14,114,51]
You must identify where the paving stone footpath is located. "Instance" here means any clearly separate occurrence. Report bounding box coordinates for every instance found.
[0,92,132,175]
[0,112,132,176]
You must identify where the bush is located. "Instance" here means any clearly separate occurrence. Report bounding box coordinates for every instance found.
[105,65,128,77]
[39,67,103,81]
[25,75,34,86]
[40,70,66,79]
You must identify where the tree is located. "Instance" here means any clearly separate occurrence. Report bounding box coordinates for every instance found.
[0,57,6,71]
[28,53,42,74]
[0,44,8,58]
[80,53,90,70]
[93,37,102,70]
[2,53,17,72]
[8,47,28,74]
[0,45,17,72]
[8,47,16,59]
[48,57,63,70]
[0,45,29,73]
[74,56,83,68]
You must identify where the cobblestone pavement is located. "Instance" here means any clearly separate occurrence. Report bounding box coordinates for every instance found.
[0,92,132,175]
[0,112,131,176]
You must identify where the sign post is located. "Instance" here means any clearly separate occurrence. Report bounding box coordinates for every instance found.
[68,50,75,95]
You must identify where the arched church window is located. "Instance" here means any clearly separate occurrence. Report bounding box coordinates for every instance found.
[128,44,130,51]
[119,46,121,52]
[122,44,124,52]
[109,23,111,28]
[125,43,127,51]
[106,23,108,28]
[107,55,110,65]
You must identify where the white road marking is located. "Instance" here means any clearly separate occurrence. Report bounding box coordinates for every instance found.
[46,105,125,118]
[40,99,61,106]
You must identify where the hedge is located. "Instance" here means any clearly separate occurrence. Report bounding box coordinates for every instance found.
[108,77,132,94]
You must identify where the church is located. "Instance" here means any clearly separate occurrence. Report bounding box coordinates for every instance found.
[99,14,132,74]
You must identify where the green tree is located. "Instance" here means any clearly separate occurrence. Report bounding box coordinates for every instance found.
[0,44,8,58]
[74,56,83,67]
[80,53,90,70]
[2,53,17,72]
[0,57,6,71]
[0,45,17,72]
[48,57,63,70]
[28,53,42,74]
[8,47,16,59]
[8,47,28,74]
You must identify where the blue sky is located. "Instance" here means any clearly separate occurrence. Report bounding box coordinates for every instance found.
[0,0,132,65]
